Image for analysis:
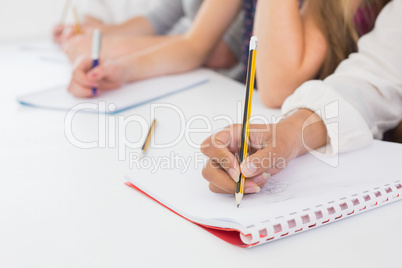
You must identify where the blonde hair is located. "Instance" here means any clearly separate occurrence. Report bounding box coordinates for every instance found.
[308,0,390,79]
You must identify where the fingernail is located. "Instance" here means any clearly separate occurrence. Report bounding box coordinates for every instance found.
[245,186,261,194]
[228,168,240,182]
[253,172,271,184]
[242,162,257,177]
[90,73,97,78]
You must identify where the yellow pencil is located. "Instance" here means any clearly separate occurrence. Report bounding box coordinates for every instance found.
[235,36,258,208]
[72,6,82,34]
[140,119,157,159]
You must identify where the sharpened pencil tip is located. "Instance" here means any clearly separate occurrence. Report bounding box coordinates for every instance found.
[235,193,243,208]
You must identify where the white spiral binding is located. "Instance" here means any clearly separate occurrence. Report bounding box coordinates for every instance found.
[241,181,402,246]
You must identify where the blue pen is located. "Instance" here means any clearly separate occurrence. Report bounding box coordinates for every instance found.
[91,29,102,96]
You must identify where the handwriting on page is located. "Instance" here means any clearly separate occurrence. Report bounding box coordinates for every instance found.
[241,179,292,208]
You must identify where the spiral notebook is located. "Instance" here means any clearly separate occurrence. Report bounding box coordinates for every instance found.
[125,140,402,248]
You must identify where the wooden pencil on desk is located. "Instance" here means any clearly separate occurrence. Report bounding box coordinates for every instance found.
[72,6,82,34]
[235,36,258,208]
[140,119,157,159]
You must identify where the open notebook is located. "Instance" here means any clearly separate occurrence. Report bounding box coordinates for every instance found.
[126,140,402,248]
[17,69,210,114]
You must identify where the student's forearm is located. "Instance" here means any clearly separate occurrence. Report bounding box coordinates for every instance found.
[83,16,104,26]
[101,16,155,36]
[102,35,176,59]
[118,36,207,82]
[254,0,327,108]
[118,0,243,82]
[285,109,328,156]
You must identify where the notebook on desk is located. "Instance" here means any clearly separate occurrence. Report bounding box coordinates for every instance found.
[125,140,402,248]
[17,69,210,114]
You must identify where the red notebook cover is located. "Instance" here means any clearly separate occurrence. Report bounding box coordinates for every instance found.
[125,182,256,248]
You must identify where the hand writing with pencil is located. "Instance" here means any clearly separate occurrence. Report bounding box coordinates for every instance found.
[200,109,327,194]
[53,16,104,45]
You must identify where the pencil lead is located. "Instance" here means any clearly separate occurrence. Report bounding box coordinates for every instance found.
[237,204,239,208]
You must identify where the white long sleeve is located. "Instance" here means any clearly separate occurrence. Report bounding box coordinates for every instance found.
[282,0,402,155]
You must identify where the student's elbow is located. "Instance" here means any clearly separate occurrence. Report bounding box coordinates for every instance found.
[257,74,305,108]
[179,39,209,70]
[259,92,286,109]
[204,41,238,69]
[258,82,293,109]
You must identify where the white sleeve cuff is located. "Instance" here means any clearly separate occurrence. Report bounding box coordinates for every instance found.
[282,80,373,156]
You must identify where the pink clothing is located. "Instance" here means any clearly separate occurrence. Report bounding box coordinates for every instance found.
[354,4,379,36]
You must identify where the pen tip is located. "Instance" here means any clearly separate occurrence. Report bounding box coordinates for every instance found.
[237,204,239,208]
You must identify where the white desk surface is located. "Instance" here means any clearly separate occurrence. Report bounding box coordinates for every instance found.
[1,41,401,268]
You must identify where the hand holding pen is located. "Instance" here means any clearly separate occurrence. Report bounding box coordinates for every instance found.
[67,29,128,98]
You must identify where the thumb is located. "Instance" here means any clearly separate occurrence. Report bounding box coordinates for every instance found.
[240,147,285,178]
